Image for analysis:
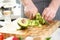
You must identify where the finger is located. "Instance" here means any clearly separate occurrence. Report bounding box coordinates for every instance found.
[47,9,56,21]
[28,11,32,19]
[29,13,33,19]
[29,10,36,19]
[44,8,53,20]
[25,11,30,18]
[47,13,55,21]
[47,13,52,21]
[24,6,28,13]
[47,16,52,21]
[32,11,36,18]
[42,8,47,17]
[45,11,51,20]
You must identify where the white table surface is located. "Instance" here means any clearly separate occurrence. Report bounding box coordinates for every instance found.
[51,28,60,40]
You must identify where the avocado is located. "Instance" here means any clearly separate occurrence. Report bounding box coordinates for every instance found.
[31,20,39,26]
[18,23,27,30]
[36,13,46,24]
[17,18,29,27]
[17,13,47,30]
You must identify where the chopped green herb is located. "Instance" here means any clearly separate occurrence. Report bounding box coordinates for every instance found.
[46,37,51,40]
[19,36,23,40]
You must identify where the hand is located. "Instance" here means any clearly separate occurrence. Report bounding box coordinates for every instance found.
[42,6,58,21]
[42,0,60,21]
[24,1,38,19]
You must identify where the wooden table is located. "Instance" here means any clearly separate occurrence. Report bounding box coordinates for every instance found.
[0,21,60,40]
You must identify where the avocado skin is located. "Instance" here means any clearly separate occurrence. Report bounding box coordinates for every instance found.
[18,23,28,30]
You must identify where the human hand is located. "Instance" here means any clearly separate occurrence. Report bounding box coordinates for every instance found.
[42,0,60,21]
[42,6,58,21]
[24,0,38,19]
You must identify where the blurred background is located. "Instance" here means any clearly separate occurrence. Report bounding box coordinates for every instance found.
[0,0,24,21]
[0,0,60,21]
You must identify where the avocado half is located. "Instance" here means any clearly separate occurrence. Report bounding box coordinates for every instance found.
[17,18,29,27]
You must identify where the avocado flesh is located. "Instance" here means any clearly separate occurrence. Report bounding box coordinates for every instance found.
[36,13,45,24]
[17,19,29,27]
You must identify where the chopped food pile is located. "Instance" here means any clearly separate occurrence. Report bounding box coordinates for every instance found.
[17,13,48,30]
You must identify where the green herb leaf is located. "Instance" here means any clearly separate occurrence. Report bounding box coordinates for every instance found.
[46,37,51,40]
[19,36,23,40]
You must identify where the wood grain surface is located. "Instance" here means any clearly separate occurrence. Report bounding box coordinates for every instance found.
[0,21,60,40]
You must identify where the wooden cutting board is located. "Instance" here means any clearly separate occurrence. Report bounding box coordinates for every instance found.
[0,21,60,40]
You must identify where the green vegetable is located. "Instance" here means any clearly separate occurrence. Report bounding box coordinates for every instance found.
[28,20,32,26]
[34,20,40,26]
[17,19,30,30]
[18,23,27,30]
[19,36,23,40]
[17,18,29,27]
[46,37,51,40]
[36,13,46,24]
[31,20,36,26]
[38,24,42,27]
[28,20,41,26]
[17,13,47,30]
